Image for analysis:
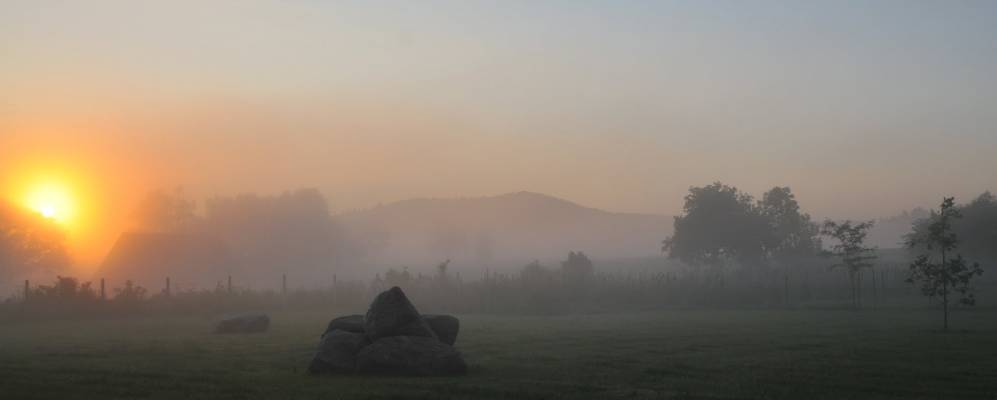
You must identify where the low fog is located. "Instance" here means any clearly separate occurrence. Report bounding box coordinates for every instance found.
[3,2,997,398]
[90,188,671,292]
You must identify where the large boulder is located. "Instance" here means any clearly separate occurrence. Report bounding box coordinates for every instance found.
[309,330,370,374]
[214,312,270,334]
[422,314,460,346]
[308,287,467,376]
[356,336,467,376]
[364,286,437,341]
[322,314,364,338]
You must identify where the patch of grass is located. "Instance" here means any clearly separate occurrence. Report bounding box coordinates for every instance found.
[0,309,995,399]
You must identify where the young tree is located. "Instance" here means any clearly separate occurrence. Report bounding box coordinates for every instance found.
[821,220,877,308]
[909,191,997,263]
[904,197,984,330]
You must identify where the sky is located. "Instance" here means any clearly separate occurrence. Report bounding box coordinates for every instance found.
[2,0,996,264]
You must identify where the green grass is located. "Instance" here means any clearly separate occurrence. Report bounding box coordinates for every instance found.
[1,309,995,399]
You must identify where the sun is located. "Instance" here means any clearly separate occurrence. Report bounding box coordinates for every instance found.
[25,182,76,224]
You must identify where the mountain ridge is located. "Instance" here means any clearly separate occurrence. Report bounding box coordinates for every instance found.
[334,191,673,269]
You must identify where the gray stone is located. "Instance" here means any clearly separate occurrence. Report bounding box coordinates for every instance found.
[356,336,467,376]
[308,330,370,374]
[322,314,364,338]
[214,312,270,334]
[422,314,460,346]
[363,287,436,341]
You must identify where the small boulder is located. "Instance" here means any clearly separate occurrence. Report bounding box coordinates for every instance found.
[364,286,436,341]
[422,314,460,346]
[322,314,364,338]
[215,313,270,334]
[309,330,370,374]
[356,336,467,376]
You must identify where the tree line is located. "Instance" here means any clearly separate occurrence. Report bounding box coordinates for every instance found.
[662,182,993,329]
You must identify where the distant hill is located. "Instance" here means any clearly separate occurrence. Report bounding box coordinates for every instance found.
[334,191,672,270]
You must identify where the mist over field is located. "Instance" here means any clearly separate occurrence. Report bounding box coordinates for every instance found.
[2,1,997,399]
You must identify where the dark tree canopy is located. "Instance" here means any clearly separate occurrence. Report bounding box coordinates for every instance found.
[129,188,196,233]
[908,191,997,263]
[663,183,768,269]
[663,183,819,271]
[758,187,821,264]
[0,201,70,282]
[521,260,553,285]
[561,251,594,284]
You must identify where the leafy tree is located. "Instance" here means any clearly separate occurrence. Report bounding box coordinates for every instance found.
[758,187,821,303]
[758,187,821,270]
[130,188,196,232]
[561,251,594,285]
[202,188,343,283]
[521,260,553,286]
[904,197,984,330]
[663,182,770,272]
[909,191,997,263]
[0,201,70,283]
[821,219,877,308]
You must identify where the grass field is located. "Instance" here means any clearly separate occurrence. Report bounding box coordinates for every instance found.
[1,308,995,399]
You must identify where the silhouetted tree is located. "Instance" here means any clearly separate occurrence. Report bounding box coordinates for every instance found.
[561,251,594,285]
[436,259,451,284]
[908,191,997,263]
[758,187,821,266]
[29,276,97,303]
[905,197,984,330]
[201,188,344,284]
[663,182,770,273]
[520,260,552,285]
[821,219,877,308]
[0,201,70,283]
[131,187,196,232]
[758,187,820,303]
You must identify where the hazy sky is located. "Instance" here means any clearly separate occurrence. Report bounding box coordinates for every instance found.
[3,0,996,260]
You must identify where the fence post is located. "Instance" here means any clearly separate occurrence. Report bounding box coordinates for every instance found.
[24,279,29,302]
[100,278,106,301]
[165,276,171,297]
[282,273,287,296]
[227,275,232,294]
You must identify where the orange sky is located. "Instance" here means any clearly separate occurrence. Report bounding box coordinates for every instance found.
[3,1,996,273]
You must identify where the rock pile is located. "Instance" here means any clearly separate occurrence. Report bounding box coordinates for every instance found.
[309,286,466,376]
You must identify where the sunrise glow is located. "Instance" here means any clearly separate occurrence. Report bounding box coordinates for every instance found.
[24,181,76,225]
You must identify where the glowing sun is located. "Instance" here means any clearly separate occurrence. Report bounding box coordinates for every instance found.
[25,182,76,224]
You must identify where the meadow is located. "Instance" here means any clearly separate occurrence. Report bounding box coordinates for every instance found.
[1,308,995,399]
